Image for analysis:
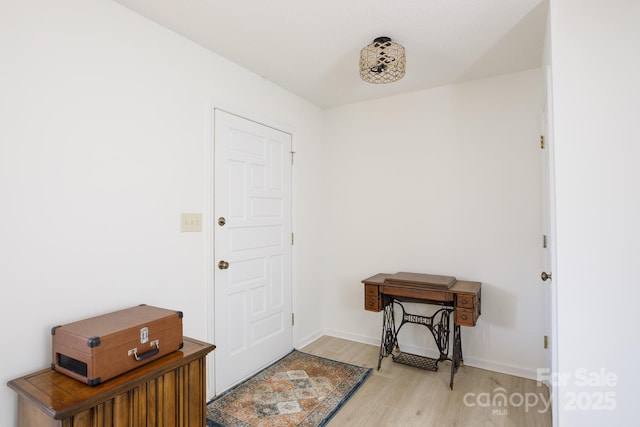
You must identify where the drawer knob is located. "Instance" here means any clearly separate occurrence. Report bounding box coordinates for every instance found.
[462,315,468,320]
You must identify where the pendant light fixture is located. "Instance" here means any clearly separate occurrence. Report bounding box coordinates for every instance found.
[359,36,406,84]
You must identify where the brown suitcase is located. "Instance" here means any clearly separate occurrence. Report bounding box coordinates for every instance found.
[51,304,183,385]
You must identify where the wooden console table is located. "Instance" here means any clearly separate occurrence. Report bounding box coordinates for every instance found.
[7,336,215,427]
[363,273,481,389]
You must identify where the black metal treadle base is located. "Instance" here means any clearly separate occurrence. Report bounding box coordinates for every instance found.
[392,352,439,372]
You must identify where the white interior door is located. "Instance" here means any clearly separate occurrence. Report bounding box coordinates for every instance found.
[214,109,293,393]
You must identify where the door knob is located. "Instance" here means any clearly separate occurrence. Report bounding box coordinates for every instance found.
[218,217,226,226]
[541,271,552,281]
[218,260,229,270]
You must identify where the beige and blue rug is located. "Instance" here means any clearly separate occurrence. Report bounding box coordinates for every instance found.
[207,350,371,427]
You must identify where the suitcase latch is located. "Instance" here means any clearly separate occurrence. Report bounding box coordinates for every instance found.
[140,327,149,344]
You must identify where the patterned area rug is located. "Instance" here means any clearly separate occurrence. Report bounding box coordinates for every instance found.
[207,350,372,427]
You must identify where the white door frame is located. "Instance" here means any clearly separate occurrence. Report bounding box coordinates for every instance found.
[204,102,297,399]
[542,66,559,426]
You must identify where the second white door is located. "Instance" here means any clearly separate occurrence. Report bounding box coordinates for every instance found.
[214,109,293,393]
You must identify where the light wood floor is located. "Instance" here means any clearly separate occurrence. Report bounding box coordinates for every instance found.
[301,336,551,427]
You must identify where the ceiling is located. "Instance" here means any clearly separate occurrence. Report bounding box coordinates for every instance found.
[113,0,548,108]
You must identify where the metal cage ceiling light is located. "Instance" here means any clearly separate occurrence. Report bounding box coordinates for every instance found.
[359,36,406,84]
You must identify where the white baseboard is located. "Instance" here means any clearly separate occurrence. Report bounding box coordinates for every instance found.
[317,329,541,381]
[322,328,380,347]
[295,330,325,349]
[461,356,541,381]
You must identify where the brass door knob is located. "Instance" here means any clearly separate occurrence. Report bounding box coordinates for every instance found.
[541,271,552,281]
[218,217,226,226]
[218,260,229,270]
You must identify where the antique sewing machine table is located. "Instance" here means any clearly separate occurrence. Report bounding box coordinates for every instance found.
[362,272,481,389]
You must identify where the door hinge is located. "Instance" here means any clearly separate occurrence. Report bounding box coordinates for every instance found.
[291,232,295,245]
[543,235,548,248]
[291,313,295,326]
[290,151,296,165]
[544,335,548,349]
[540,135,545,149]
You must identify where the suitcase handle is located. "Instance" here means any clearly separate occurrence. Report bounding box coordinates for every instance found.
[130,341,159,362]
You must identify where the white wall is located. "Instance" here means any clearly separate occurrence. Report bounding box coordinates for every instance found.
[549,0,640,425]
[0,0,325,425]
[322,69,546,379]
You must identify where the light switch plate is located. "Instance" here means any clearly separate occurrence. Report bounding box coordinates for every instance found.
[180,213,202,232]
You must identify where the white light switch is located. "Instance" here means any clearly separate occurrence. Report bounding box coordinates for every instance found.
[180,213,202,232]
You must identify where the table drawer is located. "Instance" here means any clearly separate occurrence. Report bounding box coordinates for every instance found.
[457,293,475,309]
[364,285,381,312]
[365,284,378,297]
[455,308,477,326]
[365,296,381,311]
[380,285,454,303]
